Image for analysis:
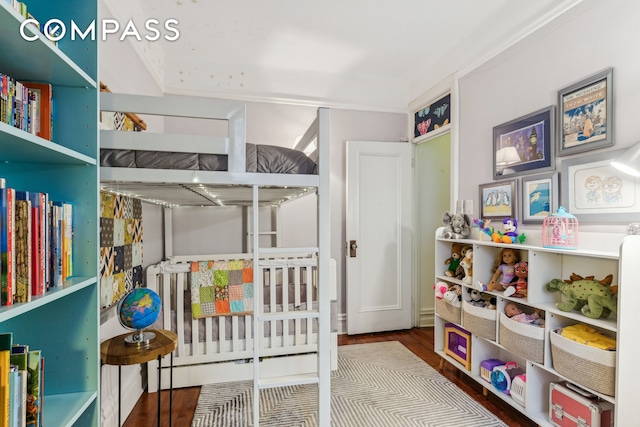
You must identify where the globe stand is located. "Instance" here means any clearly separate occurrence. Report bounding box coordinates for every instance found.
[124,328,156,347]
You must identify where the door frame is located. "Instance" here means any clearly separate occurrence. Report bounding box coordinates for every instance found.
[408,75,459,327]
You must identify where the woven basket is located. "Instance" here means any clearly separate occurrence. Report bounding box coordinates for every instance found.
[550,330,616,396]
[462,301,496,341]
[436,298,461,324]
[499,312,545,364]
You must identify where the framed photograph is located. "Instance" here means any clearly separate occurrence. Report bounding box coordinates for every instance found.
[557,68,613,156]
[412,93,451,143]
[493,106,555,180]
[479,180,517,220]
[561,148,640,222]
[521,172,559,223]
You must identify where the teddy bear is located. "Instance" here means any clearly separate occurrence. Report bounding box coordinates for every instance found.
[460,249,473,284]
[442,210,471,239]
[444,243,464,278]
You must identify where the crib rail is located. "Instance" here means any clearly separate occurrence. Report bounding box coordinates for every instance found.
[146,254,321,368]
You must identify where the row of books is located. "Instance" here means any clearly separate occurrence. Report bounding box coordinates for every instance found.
[0,179,73,306]
[0,332,42,427]
[0,73,52,141]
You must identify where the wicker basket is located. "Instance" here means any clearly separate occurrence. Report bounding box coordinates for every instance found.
[462,301,496,341]
[550,329,616,396]
[499,312,545,364]
[436,298,461,324]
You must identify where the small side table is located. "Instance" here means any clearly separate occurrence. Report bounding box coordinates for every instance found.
[101,329,178,427]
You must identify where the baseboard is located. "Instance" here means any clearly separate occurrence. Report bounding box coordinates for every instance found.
[419,308,435,327]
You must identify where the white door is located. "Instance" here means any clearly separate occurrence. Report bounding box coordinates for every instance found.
[346,140,413,335]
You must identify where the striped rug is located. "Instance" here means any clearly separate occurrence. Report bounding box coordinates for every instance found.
[191,341,508,427]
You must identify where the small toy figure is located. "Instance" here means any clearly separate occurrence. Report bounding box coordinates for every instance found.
[504,302,544,326]
[512,261,528,298]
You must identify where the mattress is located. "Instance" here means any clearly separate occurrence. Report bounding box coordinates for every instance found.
[100,143,318,174]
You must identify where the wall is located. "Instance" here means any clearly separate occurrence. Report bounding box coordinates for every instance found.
[457,0,640,239]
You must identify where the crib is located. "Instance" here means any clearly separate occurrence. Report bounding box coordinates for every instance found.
[145,253,337,391]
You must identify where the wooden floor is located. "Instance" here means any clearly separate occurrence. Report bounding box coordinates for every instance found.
[123,327,537,427]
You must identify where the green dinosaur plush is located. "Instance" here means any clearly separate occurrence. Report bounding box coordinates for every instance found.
[545,273,617,319]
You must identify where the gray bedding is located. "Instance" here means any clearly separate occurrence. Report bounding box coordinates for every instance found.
[100,143,318,174]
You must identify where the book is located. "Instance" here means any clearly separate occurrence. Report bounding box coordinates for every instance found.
[8,365,17,427]
[13,199,30,303]
[24,193,42,297]
[9,349,26,427]
[25,351,39,427]
[0,350,9,427]
[20,83,51,141]
[0,183,15,306]
[63,202,72,279]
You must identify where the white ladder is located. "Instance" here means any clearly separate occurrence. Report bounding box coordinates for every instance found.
[250,182,330,427]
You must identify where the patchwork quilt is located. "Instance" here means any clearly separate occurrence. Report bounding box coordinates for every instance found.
[191,259,254,318]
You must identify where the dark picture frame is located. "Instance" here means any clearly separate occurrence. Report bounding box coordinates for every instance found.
[479,179,518,220]
[493,106,555,180]
[521,172,559,224]
[557,68,613,157]
[412,93,451,143]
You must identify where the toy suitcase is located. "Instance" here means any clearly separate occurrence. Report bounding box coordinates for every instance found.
[549,381,614,427]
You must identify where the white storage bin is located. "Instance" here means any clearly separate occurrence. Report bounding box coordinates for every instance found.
[462,301,496,341]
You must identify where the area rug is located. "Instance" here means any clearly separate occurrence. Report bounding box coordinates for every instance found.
[191,341,508,426]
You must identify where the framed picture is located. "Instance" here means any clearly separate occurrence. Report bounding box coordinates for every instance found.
[557,68,613,157]
[412,93,451,143]
[521,172,559,223]
[561,148,640,222]
[479,180,517,220]
[493,106,555,180]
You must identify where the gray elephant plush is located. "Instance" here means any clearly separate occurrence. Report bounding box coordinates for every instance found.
[442,211,471,239]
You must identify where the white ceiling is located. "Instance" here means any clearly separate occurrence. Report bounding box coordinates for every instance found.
[104,0,583,112]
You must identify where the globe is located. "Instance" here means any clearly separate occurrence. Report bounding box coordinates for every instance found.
[118,288,161,345]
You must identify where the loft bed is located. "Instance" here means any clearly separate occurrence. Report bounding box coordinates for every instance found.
[98,93,333,424]
[99,92,323,207]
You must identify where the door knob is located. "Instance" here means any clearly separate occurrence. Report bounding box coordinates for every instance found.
[349,240,357,257]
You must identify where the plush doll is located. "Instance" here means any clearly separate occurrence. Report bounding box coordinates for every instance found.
[484,217,526,244]
[442,210,471,239]
[467,288,486,307]
[546,273,617,319]
[434,282,448,300]
[511,261,528,298]
[444,243,464,277]
[474,247,521,293]
[443,284,462,307]
[460,249,473,284]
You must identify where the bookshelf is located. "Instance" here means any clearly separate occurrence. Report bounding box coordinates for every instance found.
[0,0,98,426]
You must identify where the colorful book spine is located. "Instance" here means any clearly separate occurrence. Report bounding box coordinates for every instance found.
[8,365,17,427]
[63,203,72,279]
[0,179,6,306]
[25,351,39,427]
[0,350,8,427]
[13,198,30,304]
[9,345,26,427]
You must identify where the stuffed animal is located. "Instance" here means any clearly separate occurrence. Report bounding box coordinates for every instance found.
[486,297,497,310]
[545,273,617,319]
[443,284,462,307]
[511,261,528,298]
[442,210,471,239]
[467,288,486,307]
[460,249,473,284]
[444,243,464,277]
[434,282,448,300]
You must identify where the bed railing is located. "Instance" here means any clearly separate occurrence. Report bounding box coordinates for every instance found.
[100,92,247,171]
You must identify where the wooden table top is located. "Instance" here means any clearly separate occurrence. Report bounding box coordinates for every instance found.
[101,329,178,366]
